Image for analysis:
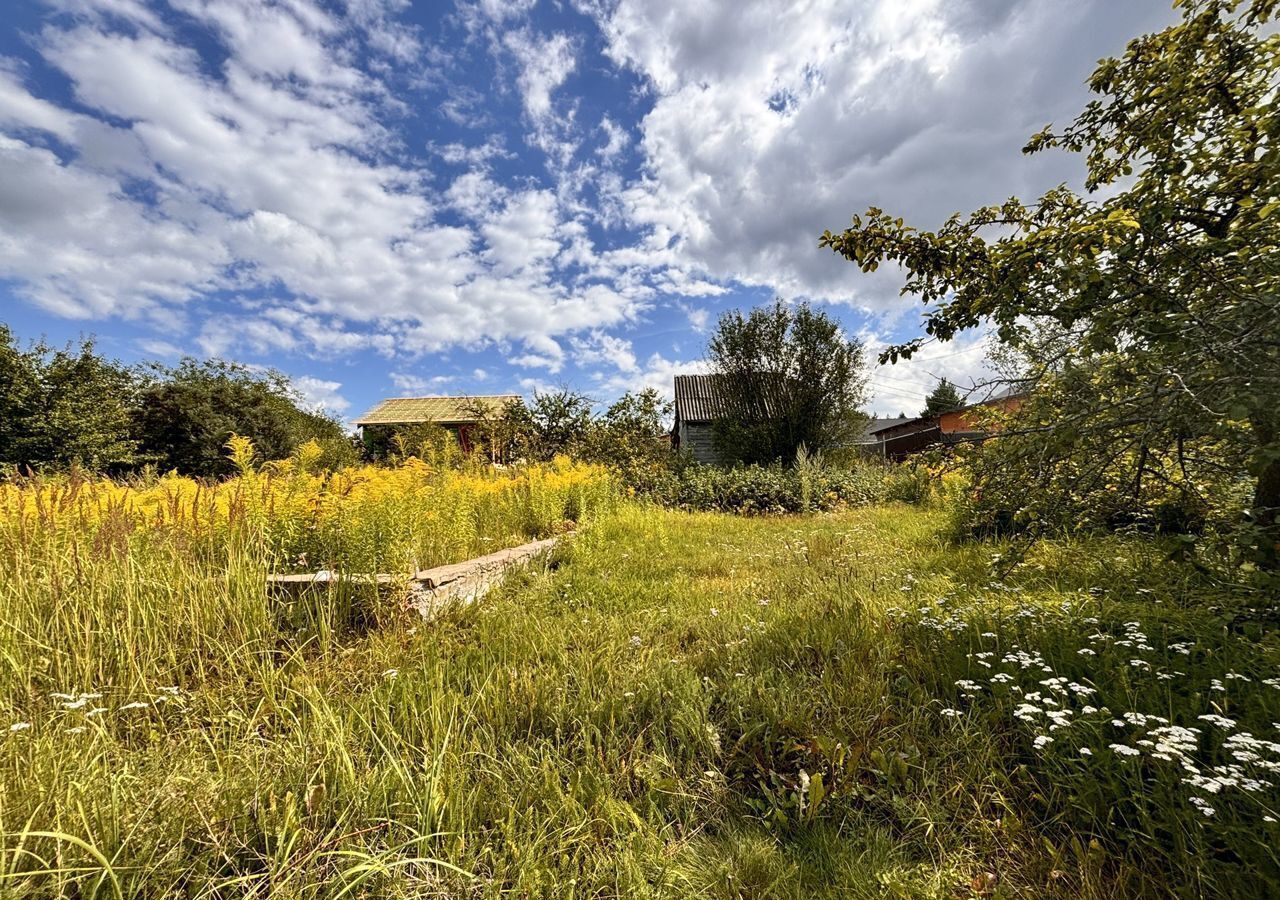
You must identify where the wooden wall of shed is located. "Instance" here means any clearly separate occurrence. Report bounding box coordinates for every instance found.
[678,421,725,465]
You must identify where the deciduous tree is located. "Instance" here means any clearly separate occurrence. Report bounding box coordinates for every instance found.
[707,300,868,464]
[821,0,1280,565]
[134,359,348,477]
[0,327,137,471]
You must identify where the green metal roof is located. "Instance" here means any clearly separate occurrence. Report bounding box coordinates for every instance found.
[354,395,520,427]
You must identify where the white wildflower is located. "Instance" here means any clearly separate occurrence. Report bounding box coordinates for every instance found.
[1198,714,1237,730]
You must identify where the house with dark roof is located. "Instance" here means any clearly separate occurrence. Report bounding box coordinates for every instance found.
[355,395,519,454]
[671,374,729,464]
[855,416,913,451]
[674,373,904,464]
[863,389,1028,460]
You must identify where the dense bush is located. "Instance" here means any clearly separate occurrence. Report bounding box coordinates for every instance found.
[942,425,1256,556]
[0,327,354,477]
[634,456,930,514]
[0,326,138,472]
[133,359,354,477]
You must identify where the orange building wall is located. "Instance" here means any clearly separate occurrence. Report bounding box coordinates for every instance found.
[937,396,1024,434]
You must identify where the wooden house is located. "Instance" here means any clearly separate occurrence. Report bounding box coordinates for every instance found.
[865,389,1026,460]
[671,374,728,464]
[355,395,519,454]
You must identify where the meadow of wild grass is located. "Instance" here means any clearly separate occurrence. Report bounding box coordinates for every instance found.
[1,456,1277,898]
[0,440,613,719]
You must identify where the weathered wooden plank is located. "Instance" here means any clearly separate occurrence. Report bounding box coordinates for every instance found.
[266,571,395,586]
[414,536,560,588]
[266,536,563,598]
[411,535,561,619]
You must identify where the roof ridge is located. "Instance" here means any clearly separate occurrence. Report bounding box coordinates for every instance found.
[354,394,522,427]
[383,393,520,400]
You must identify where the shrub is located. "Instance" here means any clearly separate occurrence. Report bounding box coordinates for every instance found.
[636,457,923,515]
[132,359,349,478]
[945,433,1255,551]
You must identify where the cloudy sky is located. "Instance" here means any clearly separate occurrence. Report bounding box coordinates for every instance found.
[0,0,1176,422]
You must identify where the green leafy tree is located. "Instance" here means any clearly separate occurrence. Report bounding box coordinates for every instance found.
[0,325,41,468]
[921,379,965,417]
[707,300,869,464]
[134,359,348,477]
[0,327,137,471]
[522,389,595,461]
[588,388,672,472]
[820,0,1280,565]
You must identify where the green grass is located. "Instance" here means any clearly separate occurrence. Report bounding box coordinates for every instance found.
[2,503,1278,897]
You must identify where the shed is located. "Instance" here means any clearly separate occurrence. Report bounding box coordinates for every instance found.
[671,374,728,464]
[355,395,519,454]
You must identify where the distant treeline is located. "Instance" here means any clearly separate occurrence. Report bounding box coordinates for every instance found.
[0,325,354,477]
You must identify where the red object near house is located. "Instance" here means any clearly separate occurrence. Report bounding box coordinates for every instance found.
[935,394,1024,436]
[865,390,1027,460]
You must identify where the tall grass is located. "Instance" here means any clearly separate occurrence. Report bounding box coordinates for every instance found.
[0,444,614,705]
[1,467,1276,897]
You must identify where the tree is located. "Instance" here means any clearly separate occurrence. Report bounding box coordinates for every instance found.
[0,325,41,468]
[521,389,595,461]
[921,379,965,417]
[0,327,137,471]
[588,388,672,472]
[133,359,348,477]
[707,300,869,464]
[820,0,1280,565]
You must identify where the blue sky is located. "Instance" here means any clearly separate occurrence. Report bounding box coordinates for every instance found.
[0,0,1176,423]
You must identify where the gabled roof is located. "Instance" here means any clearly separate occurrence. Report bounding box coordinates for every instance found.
[860,416,913,440]
[674,372,794,423]
[864,387,1031,439]
[354,395,520,427]
[673,374,728,423]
